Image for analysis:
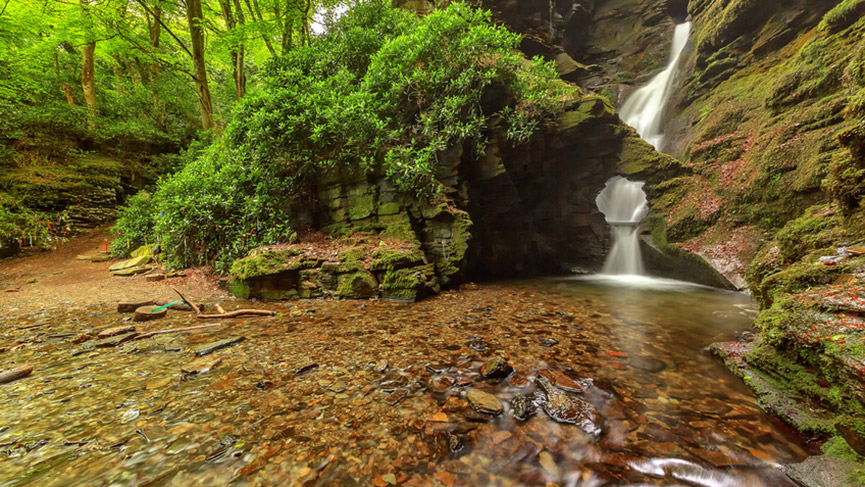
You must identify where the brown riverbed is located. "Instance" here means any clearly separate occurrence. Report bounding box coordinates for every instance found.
[0,252,815,486]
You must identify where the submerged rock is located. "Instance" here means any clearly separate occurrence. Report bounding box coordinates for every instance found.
[511,392,545,421]
[481,357,514,379]
[535,376,602,435]
[537,369,584,393]
[193,337,244,357]
[466,390,503,415]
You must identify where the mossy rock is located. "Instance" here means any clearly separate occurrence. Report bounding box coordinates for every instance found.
[370,247,425,272]
[229,248,303,281]
[380,264,438,301]
[109,254,151,271]
[335,270,379,299]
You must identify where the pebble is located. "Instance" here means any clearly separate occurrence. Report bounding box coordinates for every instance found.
[466,390,503,415]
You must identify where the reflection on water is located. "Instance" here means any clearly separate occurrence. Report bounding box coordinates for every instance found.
[0,278,808,486]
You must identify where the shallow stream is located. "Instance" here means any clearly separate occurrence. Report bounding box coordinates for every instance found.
[0,277,813,486]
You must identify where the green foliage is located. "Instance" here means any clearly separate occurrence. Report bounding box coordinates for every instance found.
[143,142,295,271]
[230,0,571,194]
[113,0,570,271]
[0,193,49,246]
[110,191,157,257]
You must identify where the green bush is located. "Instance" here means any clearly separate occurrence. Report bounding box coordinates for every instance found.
[0,193,49,247]
[114,0,571,271]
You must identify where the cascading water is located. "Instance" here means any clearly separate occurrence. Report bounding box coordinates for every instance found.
[620,22,692,151]
[595,176,649,275]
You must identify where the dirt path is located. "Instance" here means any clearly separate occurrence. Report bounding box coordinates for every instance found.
[0,227,227,318]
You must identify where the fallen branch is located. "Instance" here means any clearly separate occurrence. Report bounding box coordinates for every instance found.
[215,304,226,314]
[0,364,32,384]
[133,324,223,340]
[172,287,201,315]
[197,309,276,319]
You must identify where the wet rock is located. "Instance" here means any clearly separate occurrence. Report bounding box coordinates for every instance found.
[375,359,389,373]
[466,338,490,353]
[95,332,138,348]
[480,357,513,379]
[536,376,602,434]
[511,392,545,421]
[629,356,667,373]
[193,337,244,357]
[837,423,865,456]
[97,325,136,339]
[466,390,503,415]
[785,454,863,487]
[537,369,584,393]
[117,300,157,313]
[296,363,319,375]
[181,356,222,375]
[384,389,407,405]
[538,338,558,347]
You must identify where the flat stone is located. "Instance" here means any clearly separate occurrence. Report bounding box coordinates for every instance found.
[91,254,111,263]
[193,337,244,357]
[97,325,136,339]
[629,356,667,373]
[537,369,584,393]
[95,332,138,348]
[466,390,503,415]
[536,376,602,434]
[480,356,513,379]
[118,300,157,313]
[181,356,223,374]
[145,274,166,282]
[109,254,151,271]
[111,265,153,276]
[383,389,407,405]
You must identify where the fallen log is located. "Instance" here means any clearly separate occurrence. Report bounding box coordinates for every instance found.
[0,364,32,384]
[172,287,201,315]
[197,309,276,319]
[133,324,223,340]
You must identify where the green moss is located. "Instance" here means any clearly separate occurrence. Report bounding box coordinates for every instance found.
[370,247,424,272]
[335,270,378,299]
[229,248,303,281]
[820,0,865,33]
[618,136,681,182]
[380,264,437,301]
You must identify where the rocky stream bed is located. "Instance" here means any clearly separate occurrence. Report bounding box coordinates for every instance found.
[0,277,821,486]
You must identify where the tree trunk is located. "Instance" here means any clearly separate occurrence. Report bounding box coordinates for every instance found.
[281,0,293,52]
[220,0,246,100]
[233,0,246,98]
[62,83,75,105]
[149,7,164,127]
[186,0,216,130]
[243,0,275,55]
[82,41,97,131]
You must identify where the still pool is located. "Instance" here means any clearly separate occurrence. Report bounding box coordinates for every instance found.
[0,277,812,486]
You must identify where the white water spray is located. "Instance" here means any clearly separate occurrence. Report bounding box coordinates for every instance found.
[596,176,649,275]
[620,22,692,151]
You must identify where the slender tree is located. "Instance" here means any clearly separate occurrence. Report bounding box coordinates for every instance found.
[186,0,216,130]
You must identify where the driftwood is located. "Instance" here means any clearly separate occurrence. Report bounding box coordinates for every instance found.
[215,304,226,314]
[0,364,32,384]
[197,309,276,319]
[133,324,223,340]
[172,287,201,315]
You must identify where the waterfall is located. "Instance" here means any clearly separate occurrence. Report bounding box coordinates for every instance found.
[620,22,692,151]
[596,177,649,275]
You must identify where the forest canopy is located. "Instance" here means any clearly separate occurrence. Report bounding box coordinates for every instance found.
[110,0,574,271]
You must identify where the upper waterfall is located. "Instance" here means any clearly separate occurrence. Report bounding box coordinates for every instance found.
[620,22,691,151]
